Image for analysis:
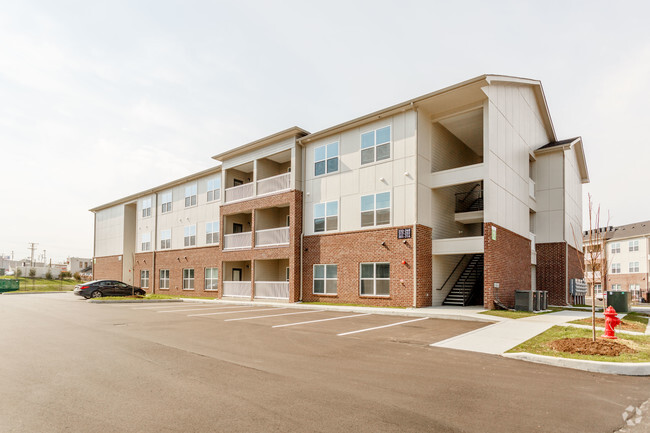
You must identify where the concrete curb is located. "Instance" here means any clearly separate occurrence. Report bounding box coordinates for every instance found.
[2,291,73,295]
[502,352,650,376]
[88,299,183,304]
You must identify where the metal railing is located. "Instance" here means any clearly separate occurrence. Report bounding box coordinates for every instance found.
[255,227,290,247]
[455,184,483,213]
[257,172,290,196]
[437,255,469,291]
[225,183,254,203]
[255,281,289,299]
[222,281,251,298]
[223,232,252,250]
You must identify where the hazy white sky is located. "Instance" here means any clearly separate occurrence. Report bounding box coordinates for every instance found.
[1,0,649,262]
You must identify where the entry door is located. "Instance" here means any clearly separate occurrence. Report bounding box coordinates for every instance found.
[232,268,243,282]
[233,179,243,187]
[233,223,243,233]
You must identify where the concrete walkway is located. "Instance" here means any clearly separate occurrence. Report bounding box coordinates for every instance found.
[431,310,592,354]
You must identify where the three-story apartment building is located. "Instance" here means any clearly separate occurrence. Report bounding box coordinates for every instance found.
[90,74,589,309]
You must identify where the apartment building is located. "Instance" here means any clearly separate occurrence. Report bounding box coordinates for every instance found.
[584,221,650,302]
[90,74,589,309]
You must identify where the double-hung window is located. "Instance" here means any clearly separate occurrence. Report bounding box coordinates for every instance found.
[185,184,197,207]
[629,262,640,273]
[159,269,170,289]
[206,222,219,244]
[629,240,639,252]
[315,142,339,176]
[160,229,171,249]
[140,270,149,288]
[361,192,390,227]
[183,269,194,290]
[207,177,221,202]
[184,225,196,247]
[313,264,337,295]
[314,201,338,232]
[161,191,172,213]
[611,243,620,254]
[611,284,621,291]
[361,126,390,165]
[611,263,621,274]
[360,263,390,296]
[141,232,151,251]
[142,198,152,218]
[205,268,218,291]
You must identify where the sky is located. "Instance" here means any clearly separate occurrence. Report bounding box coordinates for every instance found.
[1,0,649,263]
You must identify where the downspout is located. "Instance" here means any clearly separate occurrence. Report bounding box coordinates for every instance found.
[92,212,96,280]
[300,142,306,302]
[152,192,158,294]
[563,150,569,305]
[411,102,418,308]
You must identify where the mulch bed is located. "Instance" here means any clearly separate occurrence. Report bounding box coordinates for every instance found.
[573,317,645,333]
[549,338,636,356]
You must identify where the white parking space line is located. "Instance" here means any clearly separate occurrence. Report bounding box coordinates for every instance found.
[224,310,324,322]
[272,313,371,328]
[337,317,428,336]
[157,305,246,313]
[188,307,285,317]
[131,304,217,310]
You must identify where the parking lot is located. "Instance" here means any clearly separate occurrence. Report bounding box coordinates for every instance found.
[1,293,648,433]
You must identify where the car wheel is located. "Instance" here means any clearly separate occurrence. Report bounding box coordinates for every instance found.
[136,290,146,296]
[90,290,103,298]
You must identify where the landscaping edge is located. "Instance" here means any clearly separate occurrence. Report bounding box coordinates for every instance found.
[502,352,650,376]
[87,299,183,304]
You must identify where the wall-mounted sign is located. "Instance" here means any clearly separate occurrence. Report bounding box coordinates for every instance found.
[397,228,412,239]
[491,226,497,240]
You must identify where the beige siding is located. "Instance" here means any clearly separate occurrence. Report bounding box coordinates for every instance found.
[95,206,125,257]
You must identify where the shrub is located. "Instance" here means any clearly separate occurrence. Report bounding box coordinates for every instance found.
[73,272,81,281]
[45,270,53,280]
[28,269,36,278]
[60,271,72,279]
[16,269,22,278]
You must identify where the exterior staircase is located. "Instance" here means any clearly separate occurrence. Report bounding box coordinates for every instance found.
[442,254,484,306]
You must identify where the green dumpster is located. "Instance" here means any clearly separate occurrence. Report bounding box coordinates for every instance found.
[606,291,631,313]
[0,279,20,293]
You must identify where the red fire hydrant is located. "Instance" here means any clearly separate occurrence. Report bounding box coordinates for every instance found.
[602,306,621,339]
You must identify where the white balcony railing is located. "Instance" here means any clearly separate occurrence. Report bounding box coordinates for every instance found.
[225,183,254,203]
[255,281,289,299]
[223,232,252,250]
[529,178,535,199]
[257,172,290,196]
[223,281,251,298]
[255,227,290,247]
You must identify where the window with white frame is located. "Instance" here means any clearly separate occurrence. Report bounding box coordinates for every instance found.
[184,225,196,247]
[141,232,151,251]
[140,270,149,288]
[159,269,170,289]
[611,284,621,291]
[360,263,390,296]
[205,268,218,291]
[630,284,641,300]
[629,261,640,273]
[160,229,171,249]
[611,263,621,274]
[594,284,602,295]
[183,269,194,290]
[361,192,390,227]
[207,177,221,202]
[314,201,338,232]
[611,243,620,254]
[185,184,197,207]
[314,142,339,176]
[206,222,219,244]
[313,264,337,295]
[629,240,639,252]
[161,191,172,213]
[361,126,391,165]
[142,198,152,218]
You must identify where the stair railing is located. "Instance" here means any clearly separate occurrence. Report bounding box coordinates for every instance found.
[437,255,468,291]
[455,183,483,213]
[460,262,482,306]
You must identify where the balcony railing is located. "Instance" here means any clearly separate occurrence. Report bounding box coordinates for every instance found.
[255,227,290,247]
[255,281,289,299]
[257,172,290,196]
[223,281,251,298]
[529,178,535,199]
[223,232,252,250]
[225,183,254,203]
[455,185,483,213]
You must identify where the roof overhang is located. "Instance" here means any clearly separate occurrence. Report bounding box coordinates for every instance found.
[211,126,309,162]
[534,137,590,183]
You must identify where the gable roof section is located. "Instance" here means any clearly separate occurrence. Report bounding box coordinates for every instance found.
[211,126,309,162]
[535,136,589,184]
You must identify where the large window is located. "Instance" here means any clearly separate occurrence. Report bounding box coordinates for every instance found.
[185,184,197,207]
[140,270,149,288]
[611,263,621,274]
[141,232,151,251]
[206,222,219,244]
[611,284,621,291]
[315,142,339,176]
[361,192,390,227]
[629,240,639,252]
[184,225,196,247]
[142,198,152,218]
[313,264,337,295]
[159,269,170,289]
[205,268,218,291]
[160,229,171,249]
[611,243,620,254]
[207,177,221,202]
[361,126,390,165]
[594,284,602,295]
[161,191,172,213]
[360,263,390,296]
[629,262,640,273]
[183,269,194,290]
[314,201,338,232]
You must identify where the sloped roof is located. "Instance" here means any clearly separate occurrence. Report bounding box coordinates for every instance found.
[537,137,580,151]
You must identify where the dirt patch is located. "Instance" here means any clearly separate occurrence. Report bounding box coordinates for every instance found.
[571,317,646,333]
[549,338,637,356]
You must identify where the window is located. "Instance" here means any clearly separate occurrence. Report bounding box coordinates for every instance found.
[629,240,639,252]
[629,262,640,273]
[360,263,390,296]
[141,232,151,251]
[185,184,197,207]
[611,243,620,254]
[142,198,152,218]
[183,269,194,290]
[159,269,170,289]
[611,284,621,291]
[314,201,338,232]
[313,264,337,295]
[184,225,196,247]
[205,268,218,291]
[611,263,621,274]
[140,270,149,288]
[314,142,339,176]
[361,192,390,227]
[594,284,602,295]
[361,126,390,165]
[206,222,219,244]
[161,191,172,213]
[207,177,221,202]
[630,284,641,300]
[160,229,171,249]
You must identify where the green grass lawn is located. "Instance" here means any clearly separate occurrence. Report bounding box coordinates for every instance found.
[0,276,78,291]
[479,308,562,319]
[569,312,648,333]
[507,326,650,363]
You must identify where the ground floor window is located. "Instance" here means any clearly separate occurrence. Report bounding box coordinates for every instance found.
[611,284,621,291]
[594,284,602,295]
[183,269,195,290]
[360,263,390,296]
[630,284,641,301]
[160,269,170,289]
[205,268,218,291]
[313,264,337,295]
[140,270,149,288]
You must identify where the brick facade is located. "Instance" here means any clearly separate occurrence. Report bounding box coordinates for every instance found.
[536,242,567,305]
[567,244,584,304]
[483,223,531,309]
[93,255,123,281]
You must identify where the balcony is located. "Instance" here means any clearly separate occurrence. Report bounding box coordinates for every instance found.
[257,172,290,196]
[223,232,252,250]
[256,227,290,247]
[254,258,290,300]
[223,149,292,204]
[454,184,483,224]
[255,281,289,299]
[223,281,251,298]
[225,183,254,202]
[528,178,535,199]
[529,232,536,265]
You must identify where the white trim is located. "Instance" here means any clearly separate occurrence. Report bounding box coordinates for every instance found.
[272,313,371,328]
[337,317,428,336]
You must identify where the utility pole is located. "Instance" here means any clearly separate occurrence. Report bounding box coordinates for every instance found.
[28,243,38,267]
